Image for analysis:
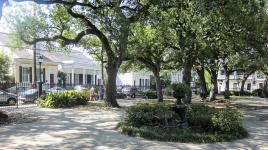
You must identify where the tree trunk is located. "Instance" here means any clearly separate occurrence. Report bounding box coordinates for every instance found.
[240,72,253,93]
[182,62,193,104]
[153,71,163,102]
[224,72,230,99]
[196,67,208,97]
[209,69,218,101]
[262,78,268,97]
[240,78,247,93]
[105,66,120,107]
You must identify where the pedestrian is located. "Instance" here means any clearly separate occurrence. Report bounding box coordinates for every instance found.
[90,86,95,101]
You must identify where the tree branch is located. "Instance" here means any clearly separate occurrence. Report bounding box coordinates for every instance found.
[20,29,93,46]
[13,0,103,10]
[66,6,115,59]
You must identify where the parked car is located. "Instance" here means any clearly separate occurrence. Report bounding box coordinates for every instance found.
[44,86,65,94]
[18,89,39,102]
[0,89,18,105]
[116,92,127,99]
[122,87,138,98]
[5,86,31,94]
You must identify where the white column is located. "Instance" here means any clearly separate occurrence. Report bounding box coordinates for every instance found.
[83,69,86,85]
[71,68,74,84]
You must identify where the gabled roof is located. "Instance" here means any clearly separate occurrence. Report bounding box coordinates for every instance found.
[0,32,101,70]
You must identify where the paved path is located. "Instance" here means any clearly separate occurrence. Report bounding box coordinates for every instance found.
[0,98,268,150]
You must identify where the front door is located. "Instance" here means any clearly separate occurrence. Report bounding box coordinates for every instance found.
[50,74,54,84]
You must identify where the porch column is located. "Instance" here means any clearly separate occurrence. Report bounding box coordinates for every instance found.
[71,68,74,85]
[83,69,86,85]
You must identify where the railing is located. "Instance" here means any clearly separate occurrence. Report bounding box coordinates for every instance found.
[0,82,153,108]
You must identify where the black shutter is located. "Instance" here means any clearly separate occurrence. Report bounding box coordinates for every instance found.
[87,75,91,85]
[29,67,32,83]
[95,75,97,85]
[74,74,76,85]
[43,68,45,82]
[70,73,72,84]
[79,74,83,85]
[19,66,22,82]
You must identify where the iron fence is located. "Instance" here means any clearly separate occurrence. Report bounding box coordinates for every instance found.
[0,82,153,108]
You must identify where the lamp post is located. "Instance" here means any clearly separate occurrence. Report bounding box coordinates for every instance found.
[37,55,43,96]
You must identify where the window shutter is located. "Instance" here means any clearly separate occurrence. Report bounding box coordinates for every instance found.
[43,68,46,82]
[70,73,72,84]
[29,67,32,83]
[19,66,22,82]
[95,75,97,85]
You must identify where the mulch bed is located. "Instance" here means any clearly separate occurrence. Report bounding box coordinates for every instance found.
[0,110,40,126]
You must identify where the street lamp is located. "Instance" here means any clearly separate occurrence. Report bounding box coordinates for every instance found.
[37,55,43,82]
[37,55,43,96]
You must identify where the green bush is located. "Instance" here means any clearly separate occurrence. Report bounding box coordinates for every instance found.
[239,91,251,96]
[124,103,177,127]
[212,109,243,133]
[219,91,252,96]
[252,89,263,97]
[37,91,87,108]
[117,103,248,143]
[170,82,191,95]
[187,104,244,133]
[144,91,157,99]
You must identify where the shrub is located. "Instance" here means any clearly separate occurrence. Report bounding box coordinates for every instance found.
[239,91,251,96]
[170,82,191,95]
[219,91,252,96]
[37,91,87,108]
[144,91,157,99]
[187,104,244,132]
[252,89,263,97]
[124,103,177,127]
[211,109,243,133]
[117,103,248,143]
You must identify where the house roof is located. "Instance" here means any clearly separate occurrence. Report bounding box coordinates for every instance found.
[0,32,101,70]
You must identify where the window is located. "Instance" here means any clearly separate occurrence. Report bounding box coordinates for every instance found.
[86,75,92,85]
[247,83,251,90]
[220,70,225,75]
[236,71,243,75]
[98,79,101,85]
[74,74,79,85]
[259,83,264,89]
[257,73,264,79]
[22,67,30,82]
[233,83,238,89]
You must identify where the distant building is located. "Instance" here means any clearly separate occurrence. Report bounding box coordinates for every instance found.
[217,69,265,92]
[116,71,152,87]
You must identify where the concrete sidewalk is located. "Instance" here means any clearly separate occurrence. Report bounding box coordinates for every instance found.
[0,99,267,150]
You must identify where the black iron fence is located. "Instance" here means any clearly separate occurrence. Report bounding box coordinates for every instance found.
[0,82,152,108]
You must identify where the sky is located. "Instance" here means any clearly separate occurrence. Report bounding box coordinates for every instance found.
[0,1,35,33]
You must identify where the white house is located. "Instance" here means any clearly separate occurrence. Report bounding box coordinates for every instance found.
[116,71,152,88]
[0,32,102,85]
[217,69,265,92]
